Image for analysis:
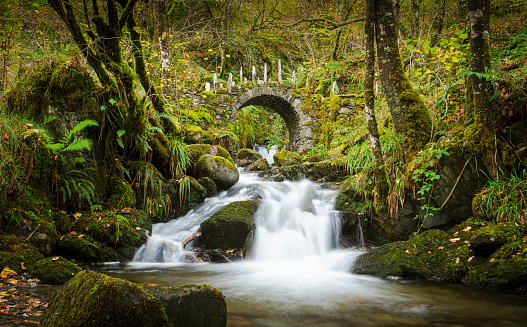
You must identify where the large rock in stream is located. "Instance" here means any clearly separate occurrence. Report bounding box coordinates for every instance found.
[40,270,169,327]
[352,219,527,294]
[145,284,227,327]
[193,154,239,191]
[200,201,258,251]
[235,148,262,167]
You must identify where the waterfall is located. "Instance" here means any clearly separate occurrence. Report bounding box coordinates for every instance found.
[253,144,277,164]
[132,147,340,263]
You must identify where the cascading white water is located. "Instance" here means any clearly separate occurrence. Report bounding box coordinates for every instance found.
[132,173,341,264]
[253,144,277,164]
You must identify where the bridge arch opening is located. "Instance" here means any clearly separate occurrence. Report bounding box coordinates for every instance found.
[232,104,289,149]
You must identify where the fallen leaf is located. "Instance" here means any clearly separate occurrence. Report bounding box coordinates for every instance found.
[405,250,410,254]
[147,283,159,286]
[51,257,60,261]
[462,226,472,232]
[2,133,8,140]
[438,246,445,250]
[20,262,26,270]
[455,257,460,263]
[78,234,84,238]
[449,238,461,242]
[489,258,495,262]
[453,232,459,236]
[468,256,474,262]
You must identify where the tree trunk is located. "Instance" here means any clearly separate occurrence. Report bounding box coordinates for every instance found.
[373,0,432,159]
[365,0,389,208]
[467,0,499,177]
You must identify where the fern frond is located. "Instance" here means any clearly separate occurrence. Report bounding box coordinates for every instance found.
[63,138,93,152]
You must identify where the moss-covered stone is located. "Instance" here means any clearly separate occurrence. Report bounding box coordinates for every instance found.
[258,159,347,183]
[352,219,527,294]
[26,219,59,257]
[0,233,45,274]
[40,270,168,327]
[56,234,118,263]
[184,125,204,144]
[273,150,302,167]
[193,155,239,191]
[145,284,227,327]
[109,179,137,209]
[71,210,151,253]
[197,177,217,198]
[200,201,258,250]
[235,148,263,167]
[186,144,234,168]
[31,256,81,285]
[245,158,271,172]
[168,175,208,217]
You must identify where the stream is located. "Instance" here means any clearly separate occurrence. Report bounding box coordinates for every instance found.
[96,147,527,327]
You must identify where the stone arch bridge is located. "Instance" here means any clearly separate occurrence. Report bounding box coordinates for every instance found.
[187,70,353,152]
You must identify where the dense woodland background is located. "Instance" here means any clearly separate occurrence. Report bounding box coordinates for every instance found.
[0,0,526,264]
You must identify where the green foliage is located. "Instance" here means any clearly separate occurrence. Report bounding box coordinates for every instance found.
[409,137,451,229]
[44,119,99,209]
[473,169,527,227]
[168,136,191,178]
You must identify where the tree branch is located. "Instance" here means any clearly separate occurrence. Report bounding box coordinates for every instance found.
[288,16,364,29]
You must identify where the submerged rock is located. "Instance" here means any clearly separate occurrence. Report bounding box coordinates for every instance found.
[193,154,239,191]
[40,270,169,327]
[145,284,227,327]
[200,201,258,251]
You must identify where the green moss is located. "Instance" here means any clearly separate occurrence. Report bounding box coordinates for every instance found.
[197,177,217,198]
[40,270,168,327]
[56,234,118,263]
[200,201,258,250]
[31,256,81,285]
[273,150,302,167]
[186,144,234,166]
[353,219,527,294]
[193,155,239,190]
[145,284,226,327]
[72,210,150,250]
[109,179,136,209]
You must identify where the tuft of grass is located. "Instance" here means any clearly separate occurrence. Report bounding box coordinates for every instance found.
[475,169,527,227]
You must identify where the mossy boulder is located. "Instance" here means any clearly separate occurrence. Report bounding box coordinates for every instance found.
[27,219,59,257]
[71,210,151,258]
[186,144,234,169]
[40,270,169,327]
[168,176,208,217]
[200,201,258,250]
[273,150,302,167]
[235,148,263,167]
[128,161,176,223]
[184,125,204,144]
[198,177,217,198]
[0,233,45,274]
[244,158,271,172]
[352,220,527,294]
[31,256,81,285]
[109,179,136,209]
[258,159,347,183]
[193,155,239,191]
[145,284,227,327]
[56,234,118,263]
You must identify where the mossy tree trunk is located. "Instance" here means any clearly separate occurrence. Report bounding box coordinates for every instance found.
[48,0,176,176]
[467,0,500,177]
[373,0,432,160]
[365,0,389,209]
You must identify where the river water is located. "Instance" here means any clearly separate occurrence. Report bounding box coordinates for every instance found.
[96,150,527,327]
